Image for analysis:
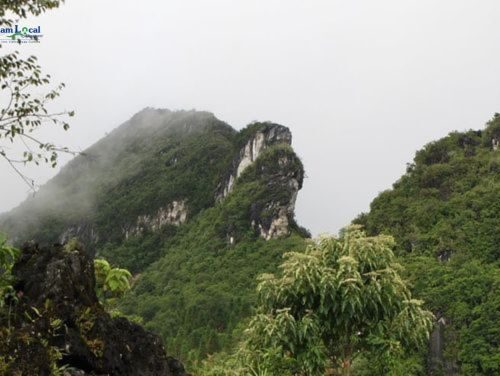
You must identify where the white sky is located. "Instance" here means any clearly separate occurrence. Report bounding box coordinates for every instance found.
[1,0,499,235]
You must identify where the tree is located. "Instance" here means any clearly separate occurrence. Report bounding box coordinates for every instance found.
[94,258,132,297]
[94,258,132,302]
[242,226,434,375]
[0,233,19,310]
[0,0,74,190]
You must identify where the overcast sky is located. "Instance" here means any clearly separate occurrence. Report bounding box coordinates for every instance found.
[1,0,499,235]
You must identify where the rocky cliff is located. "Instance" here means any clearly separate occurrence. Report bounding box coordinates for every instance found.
[123,200,188,239]
[0,242,187,376]
[216,123,293,200]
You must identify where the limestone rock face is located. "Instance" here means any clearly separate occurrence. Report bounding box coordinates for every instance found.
[1,243,187,376]
[260,207,290,240]
[124,200,188,239]
[217,124,293,200]
[260,182,298,240]
[249,147,303,240]
[236,131,266,177]
[428,317,458,375]
[60,222,99,248]
[215,123,302,241]
[59,200,188,245]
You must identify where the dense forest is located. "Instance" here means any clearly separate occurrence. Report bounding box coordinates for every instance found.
[355,114,500,375]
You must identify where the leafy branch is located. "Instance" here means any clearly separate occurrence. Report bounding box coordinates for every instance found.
[94,258,132,307]
[0,0,64,28]
[0,52,76,190]
[0,233,20,312]
[0,0,74,191]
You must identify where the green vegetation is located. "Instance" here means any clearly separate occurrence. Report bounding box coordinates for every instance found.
[1,113,307,368]
[0,233,18,306]
[0,240,164,374]
[0,0,74,191]
[94,118,236,243]
[355,114,500,374]
[3,95,499,374]
[0,237,67,375]
[94,258,132,301]
[0,2,498,375]
[0,233,19,348]
[119,143,307,364]
[1,110,237,247]
[196,227,434,375]
[122,229,306,365]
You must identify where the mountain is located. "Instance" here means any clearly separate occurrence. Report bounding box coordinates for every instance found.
[354,114,500,375]
[0,108,309,365]
[1,108,237,248]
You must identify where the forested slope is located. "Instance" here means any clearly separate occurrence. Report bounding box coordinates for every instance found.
[355,115,500,375]
[1,108,236,249]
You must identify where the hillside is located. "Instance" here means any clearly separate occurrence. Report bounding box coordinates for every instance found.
[354,114,500,375]
[0,108,309,365]
[1,108,236,249]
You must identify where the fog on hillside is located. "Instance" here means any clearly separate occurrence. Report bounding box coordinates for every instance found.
[0,1,499,375]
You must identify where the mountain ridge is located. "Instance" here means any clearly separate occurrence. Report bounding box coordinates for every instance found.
[0,107,309,365]
[1,108,303,248]
[354,114,500,375]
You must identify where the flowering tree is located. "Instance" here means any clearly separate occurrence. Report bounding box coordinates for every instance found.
[243,226,434,375]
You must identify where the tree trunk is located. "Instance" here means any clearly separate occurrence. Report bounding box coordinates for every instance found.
[329,355,352,376]
[340,358,352,376]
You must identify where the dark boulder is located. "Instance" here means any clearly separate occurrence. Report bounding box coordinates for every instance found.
[0,242,187,376]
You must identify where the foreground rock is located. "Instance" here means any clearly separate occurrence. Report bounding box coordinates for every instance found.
[0,243,187,376]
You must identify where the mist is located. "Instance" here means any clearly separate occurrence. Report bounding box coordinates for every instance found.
[1,0,500,235]
[0,109,201,240]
